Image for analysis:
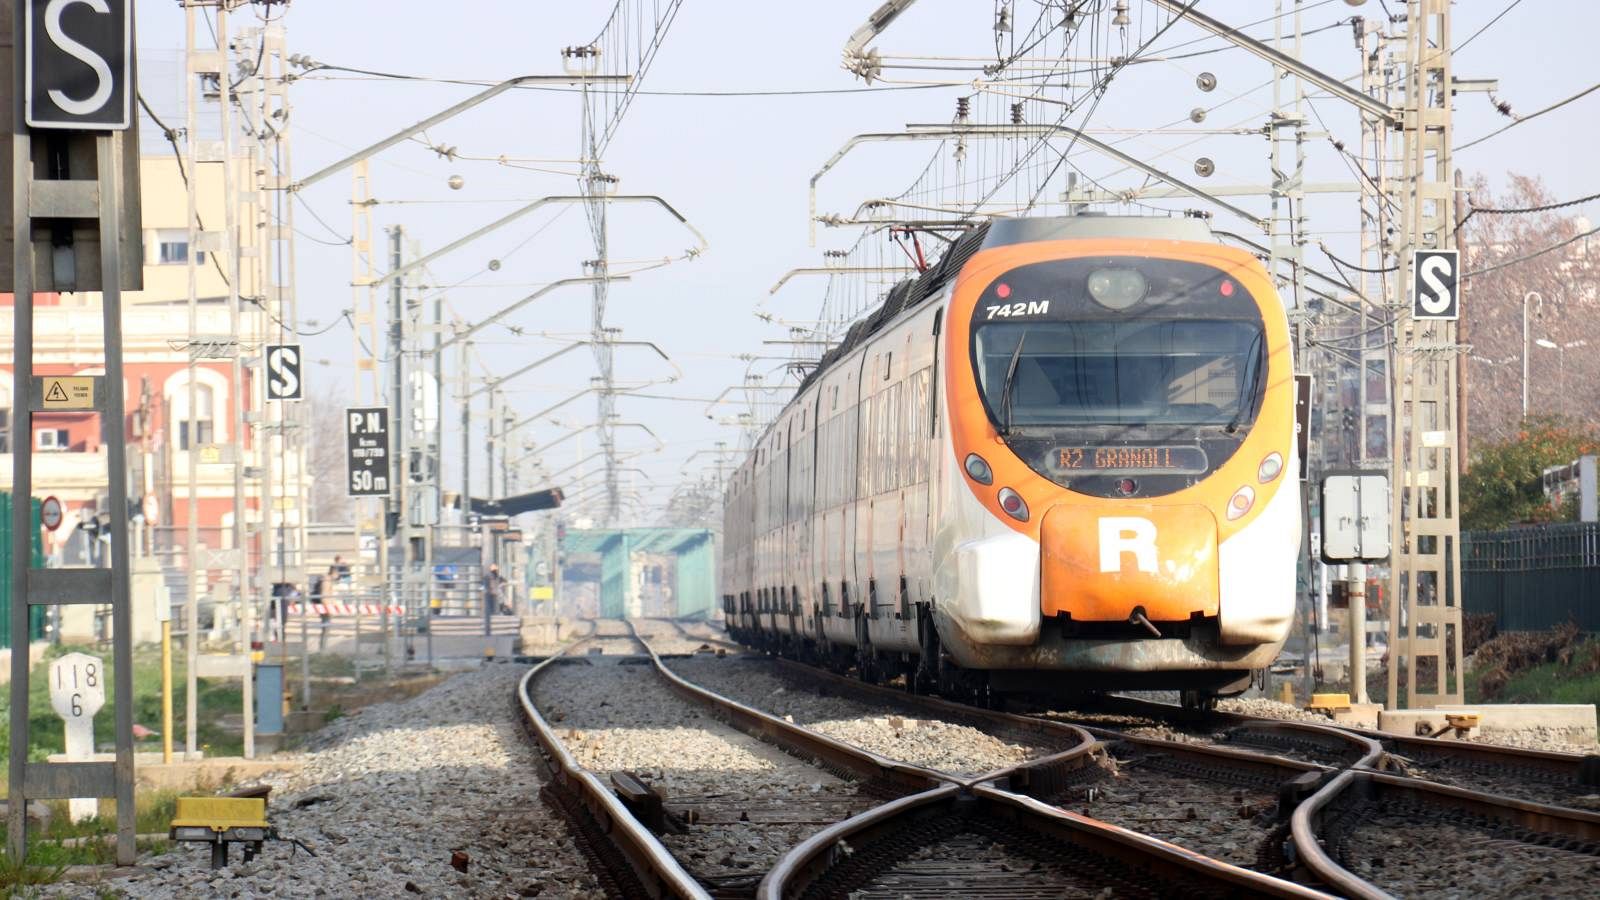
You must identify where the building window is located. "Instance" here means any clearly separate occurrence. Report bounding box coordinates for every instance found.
[177,384,216,450]
[36,428,69,451]
[153,228,204,266]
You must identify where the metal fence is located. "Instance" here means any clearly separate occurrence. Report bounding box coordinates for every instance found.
[1462,522,1600,631]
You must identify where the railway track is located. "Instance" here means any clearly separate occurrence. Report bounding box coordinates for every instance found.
[1293,769,1600,899]
[654,649,1093,780]
[521,622,948,896]
[1044,691,1600,815]
[655,640,1381,878]
[518,619,1334,898]
[763,783,1328,899]
[1369,730,1600,812]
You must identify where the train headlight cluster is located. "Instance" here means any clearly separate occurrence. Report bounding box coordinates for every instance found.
[998,487,1029,522]
[1086,268,1148,310]
[965,453,994,485]
[1226,485,1255,521]
[1257,452,1284,483]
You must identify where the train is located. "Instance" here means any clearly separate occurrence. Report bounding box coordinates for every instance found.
[720,215,1300,708]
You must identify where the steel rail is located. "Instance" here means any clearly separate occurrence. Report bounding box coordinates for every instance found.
[754,654,1384,772]
[1291,769,1600,900]
[625,620,959,794]
[655,625,1373,893]
[516,644,705,899]
[761,780,1335,899]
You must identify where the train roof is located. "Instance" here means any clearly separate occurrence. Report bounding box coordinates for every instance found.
[982,213,1214,247]
[792,214,1217,397]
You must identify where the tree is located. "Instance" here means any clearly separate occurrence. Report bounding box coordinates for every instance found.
[307,391,355,524]
[1460,416,1599,531]
[1460,173,1599,449]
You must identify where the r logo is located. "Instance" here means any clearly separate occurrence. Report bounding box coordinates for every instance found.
[1098,517,1158,574]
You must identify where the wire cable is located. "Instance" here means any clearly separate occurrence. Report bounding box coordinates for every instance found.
[1462,221,1600,281]
[1455,188,1600,234]
[1454,0,1526,54]
[1457,81,1600,152]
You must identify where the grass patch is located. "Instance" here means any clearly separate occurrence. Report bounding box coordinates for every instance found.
[1473,649,1600,705]
[0,643,247,769]
[0,845,66,894]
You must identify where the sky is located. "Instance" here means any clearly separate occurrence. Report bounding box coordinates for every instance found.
[130,0,1600,523]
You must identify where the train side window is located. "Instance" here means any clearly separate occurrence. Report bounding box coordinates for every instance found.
[883,352,893,381]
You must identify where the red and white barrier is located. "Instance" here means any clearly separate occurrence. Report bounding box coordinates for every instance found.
[287,603,405,616]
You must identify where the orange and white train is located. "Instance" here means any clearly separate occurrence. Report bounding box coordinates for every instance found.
[721,216,1300,706]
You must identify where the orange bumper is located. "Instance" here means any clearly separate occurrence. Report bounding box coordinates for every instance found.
[1039,503,1220,622]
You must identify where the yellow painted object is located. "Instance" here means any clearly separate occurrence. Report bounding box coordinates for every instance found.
[250,649,265,664]
[1445,713,1481,729]
[1307,692,1352,712]
[1277,681,1295,705]
[171,797,269,832]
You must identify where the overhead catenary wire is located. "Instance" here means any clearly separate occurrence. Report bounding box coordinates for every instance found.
[1457,80,1600,152]
[1462,221,1600,281]
[1454,188,1600,234]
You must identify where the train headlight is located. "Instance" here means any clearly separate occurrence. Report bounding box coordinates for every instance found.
[964,453,994,485]
[1227,485,1255,521]
[998,487,1029,522]
[1257,452,1284,483]
[1087,268,1148,310]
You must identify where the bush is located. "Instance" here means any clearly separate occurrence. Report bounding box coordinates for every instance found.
[1471,623,1587,699]
[1461,417,1599,530]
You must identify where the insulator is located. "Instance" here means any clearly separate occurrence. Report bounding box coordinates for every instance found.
[956,96,970,121]
[1010,102,1024,125]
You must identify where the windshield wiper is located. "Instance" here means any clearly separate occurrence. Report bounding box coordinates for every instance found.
[1225,330,1267,434]
[999,327,1030,435]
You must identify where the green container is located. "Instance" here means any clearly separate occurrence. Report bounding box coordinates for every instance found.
[0,492,47,649]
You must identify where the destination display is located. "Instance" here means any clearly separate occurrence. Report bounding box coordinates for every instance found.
[1047,445,1209,475]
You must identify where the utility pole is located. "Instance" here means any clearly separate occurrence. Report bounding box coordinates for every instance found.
[460,336,472,527]
[217,1,254,761]
[350,159,381,667]
[181,0,201,759]
[1386,0,1465,709]
[385,225,403,678]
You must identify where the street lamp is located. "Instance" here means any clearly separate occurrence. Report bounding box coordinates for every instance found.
[1534,338,1588,416]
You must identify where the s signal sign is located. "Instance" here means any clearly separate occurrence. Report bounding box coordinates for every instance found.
[1412,249,1460,321]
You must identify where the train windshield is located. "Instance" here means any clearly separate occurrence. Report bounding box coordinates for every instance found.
[968,256,1268,432]
[974,320,1263,428]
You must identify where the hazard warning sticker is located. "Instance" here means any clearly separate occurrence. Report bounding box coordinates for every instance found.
[33,376,99,411]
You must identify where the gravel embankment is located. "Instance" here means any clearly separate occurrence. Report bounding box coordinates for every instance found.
[1340,815,1600,898]
[62,665,602,899]
[665,655,1074,778]
[1055,752,1281,871]
[533,656,877,883]
[631,620,730,656]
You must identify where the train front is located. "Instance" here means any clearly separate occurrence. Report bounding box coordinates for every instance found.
[934,218,1299,697]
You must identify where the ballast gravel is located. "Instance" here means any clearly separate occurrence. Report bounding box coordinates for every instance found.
[533,655,876,883]
[664,654,1073,777]
[59,664,602,899]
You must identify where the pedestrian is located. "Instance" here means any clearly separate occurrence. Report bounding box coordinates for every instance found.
[277,583,295,642]
[309,573,330,652]
[484,563,506,617]
[329,554,351,584]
